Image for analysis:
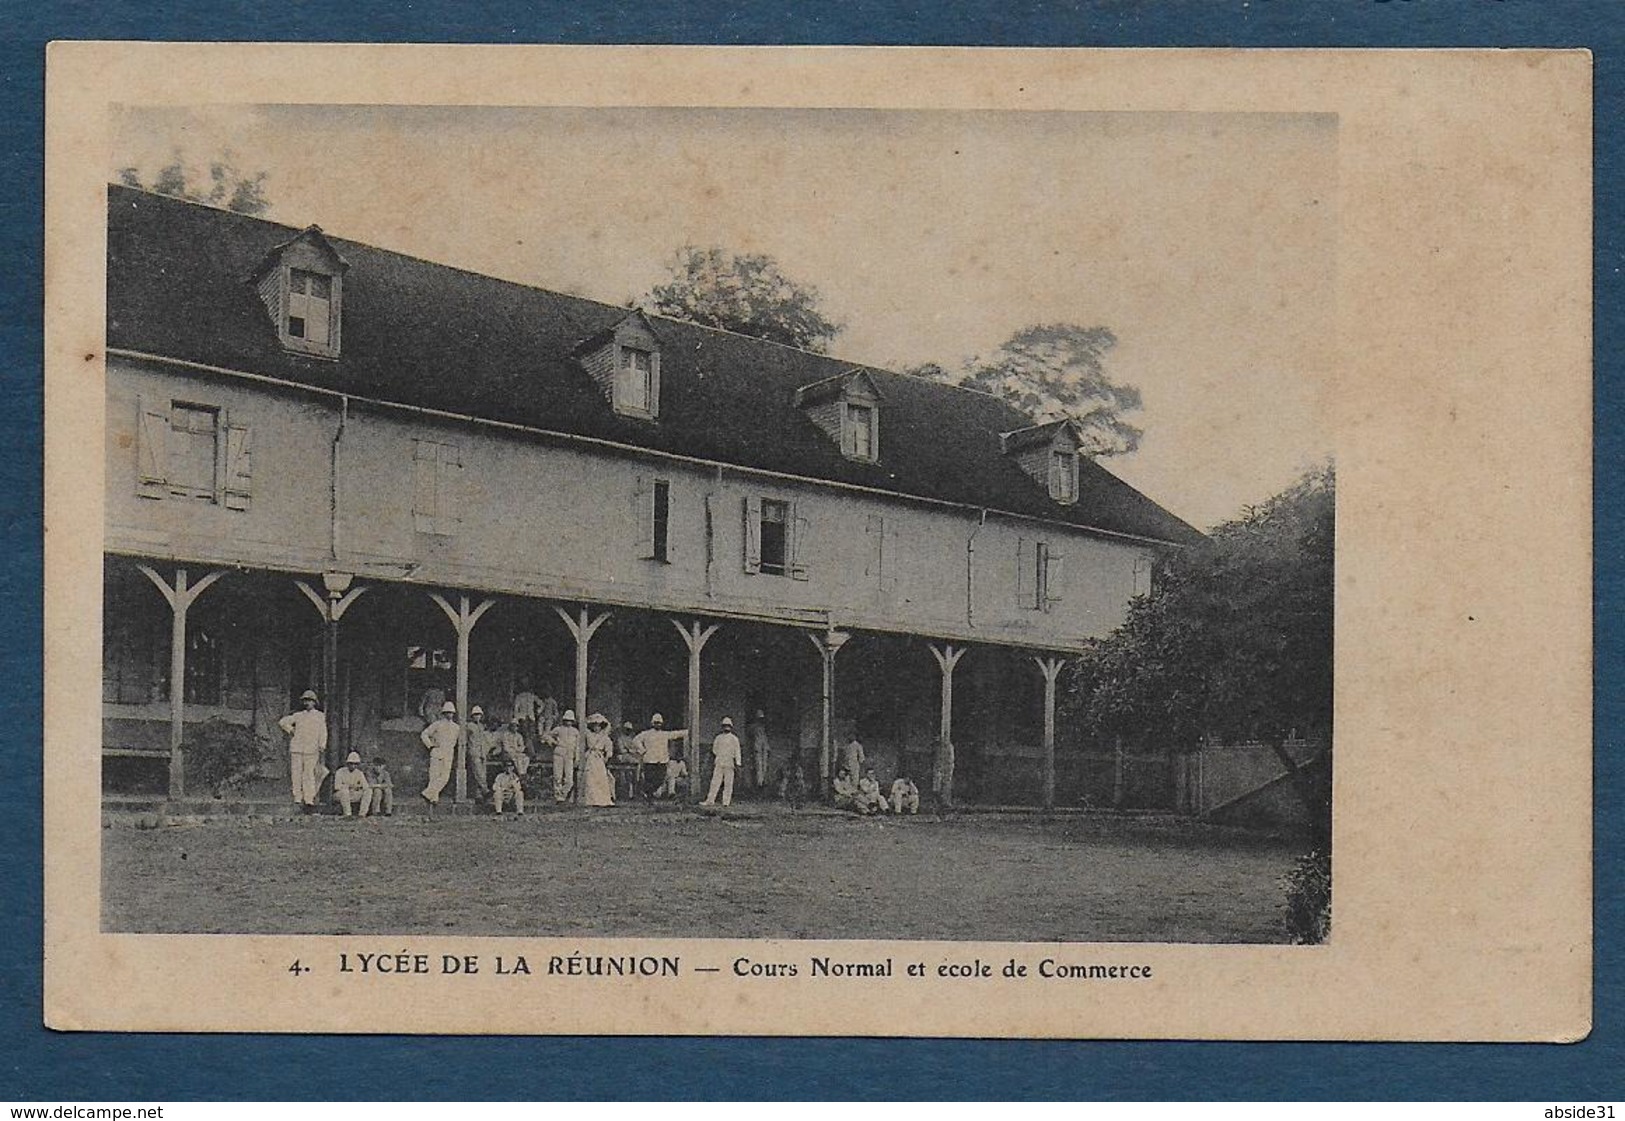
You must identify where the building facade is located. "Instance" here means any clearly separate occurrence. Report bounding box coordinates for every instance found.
[102,186,1202,805]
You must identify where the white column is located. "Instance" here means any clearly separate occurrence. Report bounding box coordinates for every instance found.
[927,642,967,809]
[672,618,721,803]
[433,592,497,803]
[1032,655,1066,811]
[136,564,227,799]
[804,629,850,793]
[556,605,612,801]
[294,573,369,770]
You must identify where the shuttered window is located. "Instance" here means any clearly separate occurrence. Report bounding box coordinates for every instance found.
[136,397,251,509]
[413,439,463,536]
[744,496,809,580]
[614,346,660,417]
[633,475,673,562]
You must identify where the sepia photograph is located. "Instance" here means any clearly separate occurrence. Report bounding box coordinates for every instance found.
[97,103,1334,944]
[44,44,1589,1040]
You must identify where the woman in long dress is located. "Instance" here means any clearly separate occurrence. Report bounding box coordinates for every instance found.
[580,713,617,806]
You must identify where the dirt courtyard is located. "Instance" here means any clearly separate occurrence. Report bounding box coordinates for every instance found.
[102,805,1306,943]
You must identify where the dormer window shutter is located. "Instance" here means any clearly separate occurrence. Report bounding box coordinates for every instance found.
[790,504,811,581]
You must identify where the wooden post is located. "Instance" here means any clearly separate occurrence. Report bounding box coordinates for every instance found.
[928,642,966,809]
[433,592,497,803]
[672,618,721,803]
[136,564,226,799]
[1033,655,1066,811]
[295,573,369,771]
[556,605,612,801]
[804,629,849,793]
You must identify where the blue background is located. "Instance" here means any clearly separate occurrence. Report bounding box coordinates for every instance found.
[2,1,1619,1101]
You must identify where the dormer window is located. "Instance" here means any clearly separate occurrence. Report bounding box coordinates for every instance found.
[249,226,347,360]
[795,368,884,463]
[1049,449,1078,503]
[575,311,662,420]
[287,269,332,345]
[845,403,876,460]
[1001,419,1084,506]
[617,346,655,414]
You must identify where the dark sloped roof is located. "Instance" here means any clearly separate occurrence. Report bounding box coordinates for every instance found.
[106,185,1202,546]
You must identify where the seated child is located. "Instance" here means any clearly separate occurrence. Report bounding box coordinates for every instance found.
[856,769,888,815]
[491,758,525,815]
[778,759,809,810]
[890,775,920,815]
[333,752,373,818]
[832,767,860,811]
[367,756,393,816]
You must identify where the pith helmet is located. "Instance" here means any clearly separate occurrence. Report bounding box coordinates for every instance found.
[345,751,362,764]
[300,689,319,702]
[650,713,665,726]
[561,710,578,724]
[471,705,484,717]
[440,701,457,715]
[587,713,608,727]
[721,716,734,728]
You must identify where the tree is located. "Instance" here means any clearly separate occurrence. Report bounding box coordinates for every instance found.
[1069,465,1335,839]
[643,246,843,353]
[116,150,271,216]
[911,324,1143,456]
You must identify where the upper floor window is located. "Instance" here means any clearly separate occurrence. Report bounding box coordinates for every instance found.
[136,396,253,509]
[287,269,332,346]
[412,438,463,536]
[743,495,808,580]
[617,347,655,415]
[1017,536,1065,612]
[632,474,673,562]
[1049,449,1078,504]
[760,499,789,575]
[168,403,220,498]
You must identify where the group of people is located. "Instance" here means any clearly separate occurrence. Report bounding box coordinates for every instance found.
[281,687,919,818]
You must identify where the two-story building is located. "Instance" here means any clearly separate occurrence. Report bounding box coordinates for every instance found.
[102,184,1202,806]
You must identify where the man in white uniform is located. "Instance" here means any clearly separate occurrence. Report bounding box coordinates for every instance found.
[540,709,582,803]
[465,705,493,797]
[278,689,327,812]
[420,700,461,807]
[333,751,373,818]
[702,717,742,807]
[632,713,689,800]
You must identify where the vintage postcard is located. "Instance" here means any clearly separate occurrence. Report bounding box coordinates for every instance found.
[43,44,1590,1038]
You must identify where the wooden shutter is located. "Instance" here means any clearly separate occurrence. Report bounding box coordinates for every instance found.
[742,496,762,574]
[790,503,810,581]
[648,351,662,419]
[883,517,900,593]
[864,514,884,582]
[136,396,168,499]
[632,474,655,559]
[437,442,463,534]
[413,440,438,534]
[662,481,677,563]
[1016,536,1034,609]
[223,423,253,511]
[1044,547,1066,611]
